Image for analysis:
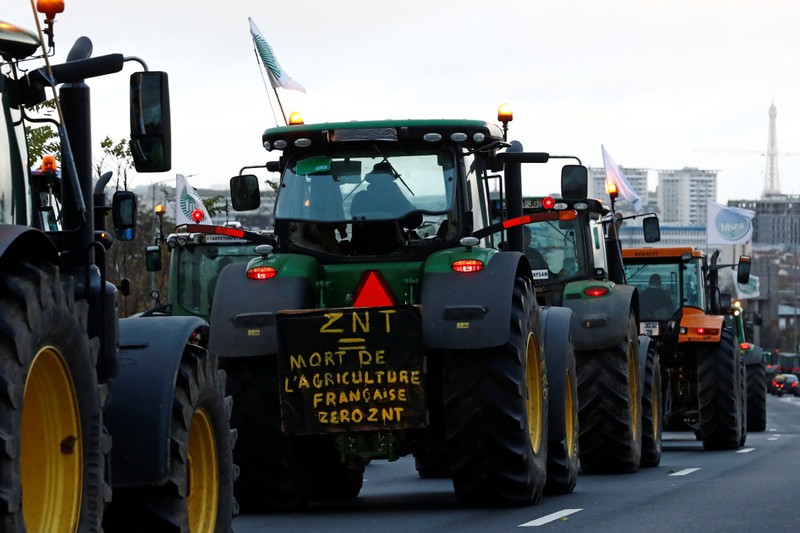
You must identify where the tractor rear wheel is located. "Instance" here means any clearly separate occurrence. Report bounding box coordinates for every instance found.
[698,327,742,450]
[0,261,108,533]
[746,363,767,432]
[542,307,579,495]
[443,276,548,506]
[222,356,311,512]
[640,346,662,468]
[103,345,236,532]
[576,310,642,473]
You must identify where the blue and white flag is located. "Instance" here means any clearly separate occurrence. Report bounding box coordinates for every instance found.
[249,17,306,93]
[175,174,212,226]
[707,200,755,245]
[601,145,642,213]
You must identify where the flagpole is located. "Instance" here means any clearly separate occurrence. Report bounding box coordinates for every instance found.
[272,86,288,126]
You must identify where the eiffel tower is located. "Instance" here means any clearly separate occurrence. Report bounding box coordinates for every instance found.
[763,101,781,196]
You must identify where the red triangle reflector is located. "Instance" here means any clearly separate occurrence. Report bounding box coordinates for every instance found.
[353,270,396,308]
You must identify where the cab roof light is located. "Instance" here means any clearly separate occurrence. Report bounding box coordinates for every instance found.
[288,111,304,125]
[154,204,166,217]
[40,155,58,172]
[606,181,618,198]
[541,196,556,210]
[191,209,206,223]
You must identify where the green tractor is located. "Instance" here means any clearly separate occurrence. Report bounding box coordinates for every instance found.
[510,188,663,471]
[207,110,585,509]
[725,299,767,432]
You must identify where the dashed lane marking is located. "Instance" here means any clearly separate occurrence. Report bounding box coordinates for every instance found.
[669,468,701,476]
[519,509,583,527]
[737,448,756,453]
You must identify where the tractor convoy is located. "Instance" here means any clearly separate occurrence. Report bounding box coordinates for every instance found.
[2,3,770,530]
[0,5,235,532]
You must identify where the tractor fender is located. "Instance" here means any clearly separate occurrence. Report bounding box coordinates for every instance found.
[109,315,208,487]
[421,251,530,350]
[209,261,315,357]
[563,283,637,352]
[743,344,763,366]
[637,334,657,386]
[0,225,62,265]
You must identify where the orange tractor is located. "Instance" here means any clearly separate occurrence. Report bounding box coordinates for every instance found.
[621,247,751,450]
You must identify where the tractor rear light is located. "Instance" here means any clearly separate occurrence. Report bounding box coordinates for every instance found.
[558,210,578,221]
[452,259,484,273]
[247,266,277,280]
[740,342,751,350]
[584,286,608,297]
[542,196,555,210]
[695,327,720,335]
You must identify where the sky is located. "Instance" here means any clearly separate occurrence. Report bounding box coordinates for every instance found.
[6,1,800,204]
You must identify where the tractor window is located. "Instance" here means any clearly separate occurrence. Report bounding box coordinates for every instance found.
[523,217,587,283]
[623,261,681,320]
[274,150,459,256]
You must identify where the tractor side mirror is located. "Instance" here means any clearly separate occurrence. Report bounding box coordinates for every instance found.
[112,190,137,241]
[230,174,262,211]
[145,245,162,272]
[737,255,751,284]
[643,216,661,243]
[561,164,588,201]
[130,71,171,172]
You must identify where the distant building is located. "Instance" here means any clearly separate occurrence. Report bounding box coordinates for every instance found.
[729,195,800,247]
[657,167,717,226]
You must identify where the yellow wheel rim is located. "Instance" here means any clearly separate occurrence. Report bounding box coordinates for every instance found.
[22,347,82,532]
[187,408,218,533]
[525,333,544,454]
[565,369,576,457]
[628,339,640,439]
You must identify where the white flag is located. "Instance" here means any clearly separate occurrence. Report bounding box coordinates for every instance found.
[249,17,306,93]
[175,174,212,226]
[706,200,754,245]
[732,270,760,300]
[601,145,642,213]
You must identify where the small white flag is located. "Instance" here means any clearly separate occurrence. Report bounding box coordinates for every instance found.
[706,200,755,245]
[175,174,212,226]
[601,145,642,213]
[249,17,306,93]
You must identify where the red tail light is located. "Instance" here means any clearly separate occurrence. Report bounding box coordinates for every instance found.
[739,342,751,350]
[452,259,484,273]
[247,266,277,280]
[584,286,608,297]
[696,327,720,335]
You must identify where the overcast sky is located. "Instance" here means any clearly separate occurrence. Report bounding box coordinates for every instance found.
[6,1,800,204]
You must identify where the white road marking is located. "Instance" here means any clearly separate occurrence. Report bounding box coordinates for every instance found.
[519,509,583,527]
[737,447,756,453]
[669,468,701,476]
[767,437,780,441]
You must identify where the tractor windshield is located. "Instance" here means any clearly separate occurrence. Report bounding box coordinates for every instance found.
[273,150,459,256]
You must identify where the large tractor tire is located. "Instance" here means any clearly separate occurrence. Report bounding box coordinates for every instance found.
[443,276,548,506]
[0,261,108,533]
[103,345,237,532]
[576,310,642,473]
[640,346,662,468]
[698,327,742,450]
[745,363,767,432]
[221,356,311,512]
[413,351,450,479]
[541,307,579,495]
